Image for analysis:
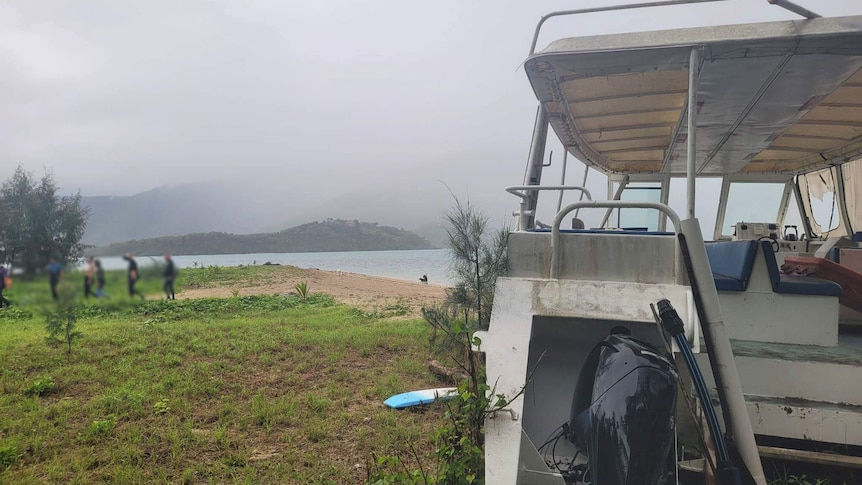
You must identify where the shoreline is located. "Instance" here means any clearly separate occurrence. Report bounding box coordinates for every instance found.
[178,266,449,316]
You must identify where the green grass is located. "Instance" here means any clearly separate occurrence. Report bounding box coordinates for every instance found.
[0,277,444,484]
[180,264,303,291]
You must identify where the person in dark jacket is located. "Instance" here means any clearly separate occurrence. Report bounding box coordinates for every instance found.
[122,254,144,300]
[95,259,107,298]
[163,254,176,300]
[84,256,96,298]
[46,258,63,301]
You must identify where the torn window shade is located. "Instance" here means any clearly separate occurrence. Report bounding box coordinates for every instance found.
[799,166,846,237]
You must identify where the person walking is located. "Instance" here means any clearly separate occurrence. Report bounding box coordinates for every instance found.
[163,254,176,300]
[84,256,96,298]
[0,264,10,308]
[95,258,107,298]
[122,254,144,300]
[46,258,63,301]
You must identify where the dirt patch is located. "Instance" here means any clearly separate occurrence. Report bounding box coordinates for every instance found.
[178,267,448,316]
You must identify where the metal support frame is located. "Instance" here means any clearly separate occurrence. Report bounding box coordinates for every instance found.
[556,151,569,213]
[792,176,816,240]
[523,105,551,230]
[686,48,701,220]
[766,0,821,19]
[659,176,671,232]
[507,185,593,231]
[529,0,731,55]
[600,175,630,228]
[574,164,590,220]
[713,175,732,241]
[776,180,794,230]
[835,164,855,236]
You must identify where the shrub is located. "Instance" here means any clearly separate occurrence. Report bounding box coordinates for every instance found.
[0,441,21,470]
[295,281,309,301]
[44,279,81,355]
[24,376,54,397]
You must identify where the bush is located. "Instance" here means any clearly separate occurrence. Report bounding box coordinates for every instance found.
[24,376,54,397]
[0,441,21,470]
[44,280,81,355]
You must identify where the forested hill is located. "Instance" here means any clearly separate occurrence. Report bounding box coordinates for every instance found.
[88,220,435,256]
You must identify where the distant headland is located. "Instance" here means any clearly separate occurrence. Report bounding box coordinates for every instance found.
[87,219,436,257]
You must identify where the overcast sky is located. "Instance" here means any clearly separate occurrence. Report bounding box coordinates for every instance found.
[1,0,859,228]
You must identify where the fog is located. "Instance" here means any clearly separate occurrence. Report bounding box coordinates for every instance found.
[1,0,858,238]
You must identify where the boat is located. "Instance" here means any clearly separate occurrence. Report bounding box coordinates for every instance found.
[475,1,862,483]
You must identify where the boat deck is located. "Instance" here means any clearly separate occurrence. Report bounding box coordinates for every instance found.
[731,332,862,366]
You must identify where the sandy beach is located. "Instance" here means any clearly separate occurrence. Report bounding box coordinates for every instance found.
[179,266,449,316]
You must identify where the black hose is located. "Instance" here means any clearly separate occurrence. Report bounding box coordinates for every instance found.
[658,299,742,485]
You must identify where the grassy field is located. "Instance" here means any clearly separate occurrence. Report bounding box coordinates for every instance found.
[0,267,444,484]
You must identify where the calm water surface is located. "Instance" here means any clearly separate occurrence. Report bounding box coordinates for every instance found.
[94,249,453,286]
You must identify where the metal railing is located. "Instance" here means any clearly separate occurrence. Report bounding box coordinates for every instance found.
[529,0,819,55]
[506,185,593,231]
[549,201,682,279]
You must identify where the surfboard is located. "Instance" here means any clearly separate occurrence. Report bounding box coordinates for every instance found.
[384,387,458,409]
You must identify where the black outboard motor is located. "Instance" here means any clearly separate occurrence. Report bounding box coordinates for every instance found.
[568,330,678,485]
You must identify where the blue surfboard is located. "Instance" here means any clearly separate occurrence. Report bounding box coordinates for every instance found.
[384,387,458,409]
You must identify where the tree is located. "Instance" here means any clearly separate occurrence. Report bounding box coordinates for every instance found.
[444,197,509,329]
[0,166,89,274]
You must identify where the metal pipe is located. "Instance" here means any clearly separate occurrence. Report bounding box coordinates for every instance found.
[573,164,590,220]
[523,105,550,230]
[659,176,671,232]
[556,151,568,213]
[712,175,731,240]
[766,0,821,19]
[599,175,629,228]
[793,176,815,241]
[551,200,681,279]
[507,185,593,232]
[686,48,701,220]
[776,180,794,230]
[834,164,854,236]
[678,218,767,485]
[529,0,731,55]
[506,185,593,201]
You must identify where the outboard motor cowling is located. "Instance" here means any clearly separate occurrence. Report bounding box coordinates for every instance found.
[568,333,678,485]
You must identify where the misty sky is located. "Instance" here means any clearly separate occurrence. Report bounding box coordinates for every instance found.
[1,0,860,231]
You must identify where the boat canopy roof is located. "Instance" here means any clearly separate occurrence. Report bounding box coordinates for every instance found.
[525,15,862,176]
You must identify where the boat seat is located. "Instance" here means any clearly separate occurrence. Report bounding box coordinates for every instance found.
[705,240,758,291]
[760,241,842,297]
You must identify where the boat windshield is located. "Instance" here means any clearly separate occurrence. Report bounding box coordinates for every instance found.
[721,183,785,238]
[618,183,662,230]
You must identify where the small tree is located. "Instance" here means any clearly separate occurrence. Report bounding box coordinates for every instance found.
[45,279,81,355]
[0,166,89,274]
[444,197,509,329]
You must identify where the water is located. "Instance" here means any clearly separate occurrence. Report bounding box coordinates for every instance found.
[92,249,453,286]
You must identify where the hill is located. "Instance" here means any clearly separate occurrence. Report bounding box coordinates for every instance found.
[80,183,452,248]
[81,184,263,247]
[88,219,435,256]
